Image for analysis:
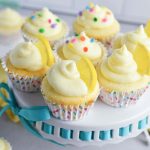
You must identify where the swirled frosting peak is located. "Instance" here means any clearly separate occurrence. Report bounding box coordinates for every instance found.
[62,32,102,61]
[9,42,43,71]
[116,25,150,52]
[0,8,23,27]
[0,138,12,150]
[47,60,88,96]
[23,7,63,38]
[76,3,115,28]
[101,45,141,83]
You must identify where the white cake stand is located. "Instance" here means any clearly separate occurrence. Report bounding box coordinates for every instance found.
[11,84,150,147]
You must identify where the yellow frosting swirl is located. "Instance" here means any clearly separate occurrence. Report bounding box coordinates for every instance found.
[47,60,88,96]
[23,7,63,39]
[118,25,150,52]
[0,8,23,28]
[76,4,116,28]
[101,45,141,83]
[62,32,102,63]
[0,138,12,150]
[9,42,43,71]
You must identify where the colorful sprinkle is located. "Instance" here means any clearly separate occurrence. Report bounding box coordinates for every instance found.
[75,33,79,36]
[93,17,98,22]
[65,40,69,44]
[86,6,90,10]
[89,2,94,8]
[48,19,51,23]
[102,18,107,23]
[30,16,36,20]
[37,13,42,17]
[39,28,45,33]
[56,18,60,22]
[71,38,77,43]
[83,47,88,52]
[79,11,82,16]
[90,38,95,43]
[89,8,94,13]
[51,23,57,28]
[80,36,85,41]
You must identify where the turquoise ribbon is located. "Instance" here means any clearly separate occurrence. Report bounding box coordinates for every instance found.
[0,82,65,146]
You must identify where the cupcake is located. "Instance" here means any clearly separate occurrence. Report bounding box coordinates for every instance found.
[41,57,100,120]
[113,25,150,53]
[0,138,12,150]
[22,7,69,45]
[96,45,150,107]
[1,36,55,92]
[54,32,107,65]
[0,8,24,45]
[73,3,120,44]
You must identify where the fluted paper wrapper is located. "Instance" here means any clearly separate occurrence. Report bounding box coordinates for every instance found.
[41,89,98,121]
[99,86,149,108]
[1,56,43,92]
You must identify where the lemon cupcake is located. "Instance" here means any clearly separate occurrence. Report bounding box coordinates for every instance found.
[96,45,150,107]
[0,138,12,150]
[2,36,55,92]
[22,7,69,44]
[0,8,24,44]
[113,25,150,53]
[41,57,100,120]
[73,3,120,44]
[54,32,107,65]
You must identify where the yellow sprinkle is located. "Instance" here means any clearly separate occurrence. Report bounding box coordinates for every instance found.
[68,43,74,49]
[89,2,94,8]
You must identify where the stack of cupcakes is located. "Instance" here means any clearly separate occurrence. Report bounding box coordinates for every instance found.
[1,3,150,122]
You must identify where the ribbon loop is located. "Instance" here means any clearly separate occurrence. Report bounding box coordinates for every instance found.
[0,82,65,146]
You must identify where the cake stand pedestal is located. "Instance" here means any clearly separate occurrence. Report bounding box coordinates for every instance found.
[11,84,150,147]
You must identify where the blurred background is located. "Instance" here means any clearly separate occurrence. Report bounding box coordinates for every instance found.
[0,0,150,150]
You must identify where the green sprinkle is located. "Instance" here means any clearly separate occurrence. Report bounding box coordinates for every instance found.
[39,28,45,33]
[38,13,42,17]
[93,17,98,22]
[56,18,60,22]
[75,33,79,36]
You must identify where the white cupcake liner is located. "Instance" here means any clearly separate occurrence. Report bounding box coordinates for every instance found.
[53,36,107,65]
[22,21,69,46]
[99,86,149,108]
[41,88,98,121]
[1,56,43,92]
[47,102,94,121]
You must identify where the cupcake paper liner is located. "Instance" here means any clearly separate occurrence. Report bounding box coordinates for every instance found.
[1,56,43,92]
[22,21,69,46]
[41,89,98,121]
[47,102,94,121]
[53,36,107,65]
[99,86,149,108]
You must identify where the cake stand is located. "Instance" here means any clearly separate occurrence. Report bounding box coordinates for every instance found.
[11,83,150,147]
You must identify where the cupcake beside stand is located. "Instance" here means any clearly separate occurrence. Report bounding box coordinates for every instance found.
[0,3,150,147]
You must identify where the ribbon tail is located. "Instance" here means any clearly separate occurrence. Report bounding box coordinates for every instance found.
[0,105,10,117]
[19,117,65,147]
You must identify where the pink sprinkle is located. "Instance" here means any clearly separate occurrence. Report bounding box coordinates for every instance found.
[48,19,51,23]
[89,8,94,13]
[71,38,77,43]
[102,18,107,23]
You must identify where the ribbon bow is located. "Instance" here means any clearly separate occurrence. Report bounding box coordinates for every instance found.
[0,82,64,146]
